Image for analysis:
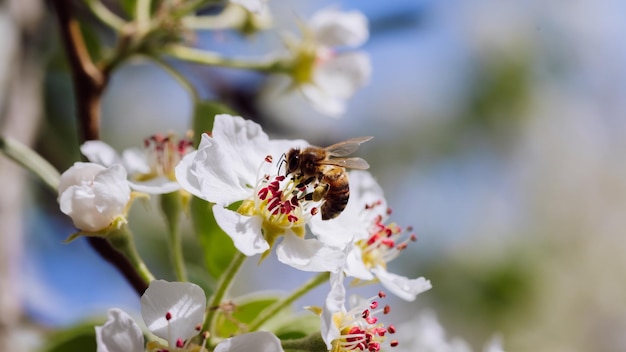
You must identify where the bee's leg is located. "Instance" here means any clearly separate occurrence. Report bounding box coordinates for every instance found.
[295,176,316,189]
[304,183,329,202]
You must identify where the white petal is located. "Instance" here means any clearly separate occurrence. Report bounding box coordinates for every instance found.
[95,308,144,352]
[310,8,369,47]
[321,271,345,349]
[214,331,283,352]
[141,280,206,346]
[93,164,131,213]
[81,141,121,167]
[175,150,205,199]
[343,247,374,280]
[308,215,360,249]
[276,235,345,272]
[300,84,346,117]
[128,177,181,194]
[177,115,272,206]
[121,148,151,175]
[315,52,371,100]
[371,267,432,302]
[58,162,106,198]
[213,205,270,256]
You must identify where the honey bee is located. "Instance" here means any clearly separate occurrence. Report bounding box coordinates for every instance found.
[285,136,372,220]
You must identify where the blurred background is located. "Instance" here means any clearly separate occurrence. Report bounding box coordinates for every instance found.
[2,0,626,351]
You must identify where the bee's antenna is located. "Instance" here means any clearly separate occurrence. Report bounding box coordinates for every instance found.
[278,153,287,174]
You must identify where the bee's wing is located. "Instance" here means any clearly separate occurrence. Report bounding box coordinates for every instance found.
[320,157,370,170]
[325,136,373,157]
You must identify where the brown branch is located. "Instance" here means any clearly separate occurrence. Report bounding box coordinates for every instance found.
[52,0,148,295]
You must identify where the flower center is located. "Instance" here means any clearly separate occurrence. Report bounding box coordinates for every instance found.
[356,203,417,270]
[238,156,321,242]
[137,132,194,182]
[332,291,398,352]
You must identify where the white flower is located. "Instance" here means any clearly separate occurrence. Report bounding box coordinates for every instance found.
[80,133,194,194]
[96,309,144,352]
[230,0,267,13]
[175,114,346,272]
[95,280,207,352]
[58,162,131,232]
[214,331,284,352]
[285,7,371,117]
[321,271,398,351]
[312,170,432,301]
[393,311,505,352]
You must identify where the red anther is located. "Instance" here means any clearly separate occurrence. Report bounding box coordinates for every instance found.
[265,155,273,163]
[386,207,392,215]
[406,225,414,232]
[382,239,395,247]
[369,342,381,352]
[384,228,393,237]
[195,324,202,331]
[362,309,370,318]
[365,316,378,324]
[383,305,391,314]
[378,291,386,298]
[376,327,387,336]
[390,340,399,347]
[311,207,319,215]
[410,234,417,241]
[367,234,380,245]
[290,196,299,205]
[258,188,269,200]
[370,301,378,309]
[387,325,396,334]
[287,214,298,223]
[397,243,408,250]
[176,338,184,348]
[165,312,172,320]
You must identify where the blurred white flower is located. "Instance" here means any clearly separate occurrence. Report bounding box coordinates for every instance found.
[175,114,345,271]
[81,133,194,194]
[321,271,398,351]
[311,170,432,301]
[230,0,267,13]
[393,311,505,352]
[95,280,207,352]
[283,7,371,117]
[58,162,131,232]
[214,331,284,352]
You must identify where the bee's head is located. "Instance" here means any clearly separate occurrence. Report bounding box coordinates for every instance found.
[285,148,300,174]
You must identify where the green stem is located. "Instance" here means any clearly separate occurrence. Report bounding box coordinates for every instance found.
[160,192,188,282]
[136,0,152,32]
[204,251,247,335]
[248,272,330,331]
[163,44,289,73]
[85,0,126,31]
[281,333,328,352]
[109,225,156,285]
[148,55,199,101]
[0,135,60,192]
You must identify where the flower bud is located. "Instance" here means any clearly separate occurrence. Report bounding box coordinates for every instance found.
[58,162,131,232]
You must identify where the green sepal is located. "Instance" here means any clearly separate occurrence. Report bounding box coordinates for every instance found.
[63,216,128,243]
[190,196,237,280]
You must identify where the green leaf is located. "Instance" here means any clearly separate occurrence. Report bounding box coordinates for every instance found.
[192,100,236,146]
[190,196,237,280]
[214,294,283,337]
[44,322,99,352]
[273,314,321,340]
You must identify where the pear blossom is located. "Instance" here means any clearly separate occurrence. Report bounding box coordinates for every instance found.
[95,280,207,352]
[230,0,267,13]
[80,133,194,194]
[321,271,399,352]
[393,311,505,352]
[311,170,431,301]
[58,162,131,232]
[175,114,347,272]
[284,7,371,117]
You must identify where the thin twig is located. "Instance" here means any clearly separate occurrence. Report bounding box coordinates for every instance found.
[52,0,148,295]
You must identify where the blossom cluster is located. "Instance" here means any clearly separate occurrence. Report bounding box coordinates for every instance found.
[48,2,506,352]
